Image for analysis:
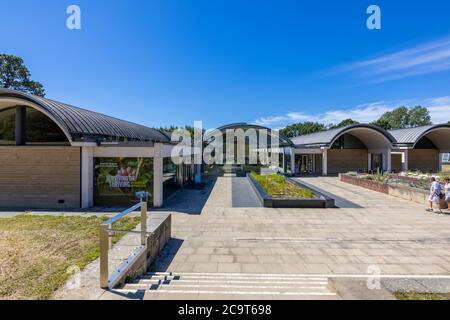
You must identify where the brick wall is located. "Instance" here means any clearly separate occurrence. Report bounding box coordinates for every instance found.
[409,149,439,173]
[340,174,389,194]
[0,147,81,209]
[328,149,368,174]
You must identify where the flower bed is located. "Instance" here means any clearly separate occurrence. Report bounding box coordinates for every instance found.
[340,174,389,194]
[340,173,448,207]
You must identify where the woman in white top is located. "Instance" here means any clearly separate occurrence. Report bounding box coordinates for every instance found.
[444,177,450,212]
[427,177,443,213]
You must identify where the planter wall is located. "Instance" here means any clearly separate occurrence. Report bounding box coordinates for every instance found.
[247,174,335,208]
[387,184,428,205]
[340,174,448,208]
[339,174,389,194]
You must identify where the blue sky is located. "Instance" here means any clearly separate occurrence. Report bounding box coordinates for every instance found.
[2,0,450,129]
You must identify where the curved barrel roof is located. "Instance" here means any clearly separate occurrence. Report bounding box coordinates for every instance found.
[206,123,294,147]
[389,124,450,145]
[291,124,396,148]
[0,89,170,143]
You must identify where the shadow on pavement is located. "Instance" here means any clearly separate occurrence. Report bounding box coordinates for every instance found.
[152,238,185,272]
[295,177,363,209]
[108,289,146,300]
[232,177,262,208]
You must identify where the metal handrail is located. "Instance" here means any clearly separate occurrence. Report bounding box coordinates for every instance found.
[100,201,148,289]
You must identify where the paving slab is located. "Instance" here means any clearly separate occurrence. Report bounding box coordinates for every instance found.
[56,176,450,300]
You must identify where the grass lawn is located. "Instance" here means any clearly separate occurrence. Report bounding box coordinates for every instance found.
[251,172,314,199]
[0,214,140,300]
[394,292,450,300]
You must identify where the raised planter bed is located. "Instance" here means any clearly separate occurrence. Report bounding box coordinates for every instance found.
[247,173,335,208]
[340,174,389,194]
[340,173,448,208]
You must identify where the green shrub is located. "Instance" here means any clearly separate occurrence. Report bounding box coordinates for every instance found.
[251,172,314,199]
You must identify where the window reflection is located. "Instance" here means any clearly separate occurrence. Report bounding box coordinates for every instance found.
[26,107,69,145]
[0,108,15,145]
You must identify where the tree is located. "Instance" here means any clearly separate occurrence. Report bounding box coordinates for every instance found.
[328,119,360,129]
[0,54,45,97]
[279,122,326,138]
[408,106,432,127]
[158,126,197,137]
[371,117,392,130]
[371,106,432,130]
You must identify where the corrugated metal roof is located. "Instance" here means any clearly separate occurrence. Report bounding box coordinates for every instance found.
[291,127,343,146]
[388,125,448,145]
[207,123,294,146]
[291,124,396,147]
[0,89,170,143]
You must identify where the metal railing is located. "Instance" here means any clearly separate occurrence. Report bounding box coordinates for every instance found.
[100,201,148,289]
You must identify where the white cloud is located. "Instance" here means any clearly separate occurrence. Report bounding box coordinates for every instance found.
[253,97,450,128]
[426,97,450,124]
[325,36,450,83]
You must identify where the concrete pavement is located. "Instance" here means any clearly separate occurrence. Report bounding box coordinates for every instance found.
[156,177,450,277]
[54,176,450,299]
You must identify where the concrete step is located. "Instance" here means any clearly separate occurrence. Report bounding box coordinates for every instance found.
[135,279,328,286]
[140,275,328,281]
[142,272,329,280]
[123,283,330,291]
[116,272,338,299]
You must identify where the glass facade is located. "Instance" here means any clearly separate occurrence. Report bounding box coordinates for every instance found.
[26,107,69,145]
[285,150,292,174]
[297,154,314,174]
[0,108,15,145]
[163,157,177,197]
[94,158,154,206]
[371,153,383,172]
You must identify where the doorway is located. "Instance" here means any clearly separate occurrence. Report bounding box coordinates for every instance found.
[297,154,314,175]
[371,153,383,172]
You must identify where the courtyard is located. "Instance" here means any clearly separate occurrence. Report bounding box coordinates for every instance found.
[8,175,447,300]
[89,175,450,300]
[157,176,450,276]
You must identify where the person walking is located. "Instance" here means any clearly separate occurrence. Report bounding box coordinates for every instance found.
[444,177,450,213]
[427,177,443,213]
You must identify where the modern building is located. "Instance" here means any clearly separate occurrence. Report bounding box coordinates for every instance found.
[202,123,295,176]
[1,89,449,209]
[292,123,450,175]
[0,89,195,210]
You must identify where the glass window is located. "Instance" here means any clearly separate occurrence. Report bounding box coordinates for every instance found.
[414,136,436,149]
[94,158,154,206]
[0,108,15,145]
[443,154,450,162]
[371,154,383,172]
[26,107,69,145]
[285,153,292,174]
[163,158,177,186]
